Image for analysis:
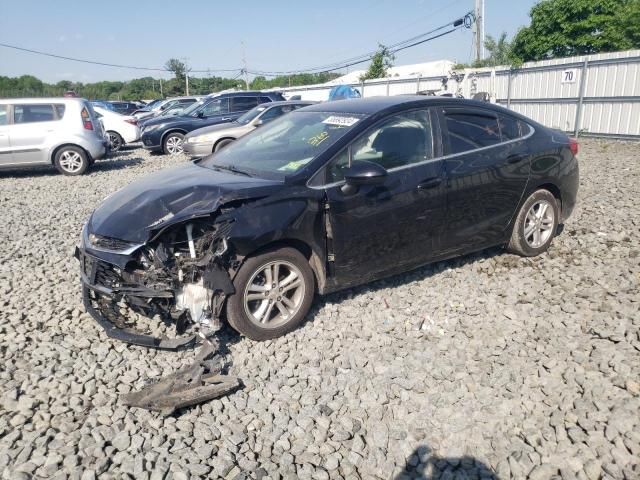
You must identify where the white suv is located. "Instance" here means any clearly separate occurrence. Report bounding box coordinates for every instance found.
[0,98,108,175]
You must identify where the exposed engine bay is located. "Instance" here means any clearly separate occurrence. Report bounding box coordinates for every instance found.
[79,218,238,348]
[77,217,243,412]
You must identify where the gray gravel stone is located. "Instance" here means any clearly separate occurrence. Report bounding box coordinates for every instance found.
[0,140,638,478]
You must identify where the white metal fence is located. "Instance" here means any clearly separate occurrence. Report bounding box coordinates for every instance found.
[276,49,640,139]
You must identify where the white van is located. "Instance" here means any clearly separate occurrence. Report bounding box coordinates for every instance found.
[0,98,108,175]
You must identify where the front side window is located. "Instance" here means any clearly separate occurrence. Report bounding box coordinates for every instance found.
[230,96,259,112]
[13,104,56,124]
[201,111,364,180]
[0,106,7,126]
[200,98,229,116]
[327,109,433,183]
[444,109,501,154]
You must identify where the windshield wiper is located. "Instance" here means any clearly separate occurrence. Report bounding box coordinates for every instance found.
[212,165,252,177]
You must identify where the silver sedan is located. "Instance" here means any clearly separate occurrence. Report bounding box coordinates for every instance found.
[183,100,315,157]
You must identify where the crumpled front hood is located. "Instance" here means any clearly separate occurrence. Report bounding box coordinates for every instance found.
[89,162,281,244]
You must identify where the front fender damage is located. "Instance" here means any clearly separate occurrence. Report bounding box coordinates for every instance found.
[79,212,247,413]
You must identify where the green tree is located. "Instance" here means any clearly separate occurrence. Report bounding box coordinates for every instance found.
[475,32,520,67]
[511,0,640,62]
[360,44,395,81]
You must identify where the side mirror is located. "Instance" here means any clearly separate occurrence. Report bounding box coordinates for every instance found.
[254,119,264,127]
[197,111,205,118]
[342,160,387,193]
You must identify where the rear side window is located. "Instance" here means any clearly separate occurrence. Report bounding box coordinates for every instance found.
[498,114,522,141]
[13,104,56,124]
[260,96,273,104]
[54,104,66,119]
[0,106,7,125]
[444,109,501,154]
[230,97,259,112]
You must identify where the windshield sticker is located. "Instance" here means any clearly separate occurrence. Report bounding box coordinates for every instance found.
[322,115,360,127]
[278,158,313,172]
[308,131,329,146]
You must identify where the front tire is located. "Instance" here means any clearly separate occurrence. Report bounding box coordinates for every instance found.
[107,131,124,152]
[54,146,89,176]
[507,189,559,256]
[226,247,315,340]
[163,132,185,155]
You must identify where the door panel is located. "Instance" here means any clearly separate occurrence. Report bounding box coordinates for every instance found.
[0,105,12,165]
[10,104,58,164]
[324,108,446,288]
[440,108,531,254]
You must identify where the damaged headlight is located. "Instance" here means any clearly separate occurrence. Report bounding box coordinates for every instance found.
[87,232,143,254]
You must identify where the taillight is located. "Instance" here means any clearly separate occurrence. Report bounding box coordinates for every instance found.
[124,118,138,126]
[569,137,578,156]
[81,107,93,130]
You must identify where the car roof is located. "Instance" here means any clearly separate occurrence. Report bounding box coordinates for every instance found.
[300,95,514,115]
[260,100,317,107]
[0,97,86,105]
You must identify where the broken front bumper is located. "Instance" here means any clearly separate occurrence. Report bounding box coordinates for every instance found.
[76,246,198,350]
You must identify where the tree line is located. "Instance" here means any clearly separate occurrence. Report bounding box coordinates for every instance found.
[0,70,341,100]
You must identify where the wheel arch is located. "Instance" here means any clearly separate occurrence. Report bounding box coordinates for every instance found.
[161,128,188,146]
[237,238,326,294]
[213,136,236,152]
[49,143,89,165]
[530,181,562,213]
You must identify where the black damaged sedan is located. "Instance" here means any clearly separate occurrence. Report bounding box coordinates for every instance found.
[77,96,579,346]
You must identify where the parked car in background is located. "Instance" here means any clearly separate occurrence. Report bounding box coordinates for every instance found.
[0,97,107,175]
[93,106,141,152]
[77,96,579,342]
[91,100,115,111]
[141,91,286,155]
[184,100,314,157]
[106,101,139,115]
[134,97,201,121]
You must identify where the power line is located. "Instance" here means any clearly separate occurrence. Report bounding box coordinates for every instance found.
[0,42,241,74]
[248,12,473,77]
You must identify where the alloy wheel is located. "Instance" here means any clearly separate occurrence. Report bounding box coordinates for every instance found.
[165,135,183,154]
[108,132,122,151]
[59,151,83,173]
[523,199,555,248]
[243,261,305,329]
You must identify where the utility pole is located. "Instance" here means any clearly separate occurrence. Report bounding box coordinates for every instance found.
[182,57,191,95]
[474,0,485,63]
[241,41,250,91]
[160,78,163,97]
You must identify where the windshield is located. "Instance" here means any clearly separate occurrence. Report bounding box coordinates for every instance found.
[145,99,161,110]
[201,111,364,180]
[236,105,268,125]
[183,99,206,116]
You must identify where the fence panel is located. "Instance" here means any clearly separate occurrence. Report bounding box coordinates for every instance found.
[276,49,640,139]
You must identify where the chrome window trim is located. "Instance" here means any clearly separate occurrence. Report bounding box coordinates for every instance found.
[308,122,535,190]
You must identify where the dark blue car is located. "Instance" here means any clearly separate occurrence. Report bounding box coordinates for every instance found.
[140,91,285,154]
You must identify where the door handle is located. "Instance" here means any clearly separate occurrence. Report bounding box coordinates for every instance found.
[417,177,443,189]
[507,154,527,164]
[221,117,231,121]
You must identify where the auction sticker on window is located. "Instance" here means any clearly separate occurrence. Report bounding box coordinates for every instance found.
[322,115,360,127]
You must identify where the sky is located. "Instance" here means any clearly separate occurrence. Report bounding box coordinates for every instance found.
[0,0,538,83]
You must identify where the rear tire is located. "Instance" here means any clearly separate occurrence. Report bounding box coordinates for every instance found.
[54,146,89,176]
[507,189,559,256]
[163,132,185,155]
[214,138,234,152]
[107,131,124,152]
[226,247,315,341]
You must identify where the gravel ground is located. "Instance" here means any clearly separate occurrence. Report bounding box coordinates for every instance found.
[0,140,638,480]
